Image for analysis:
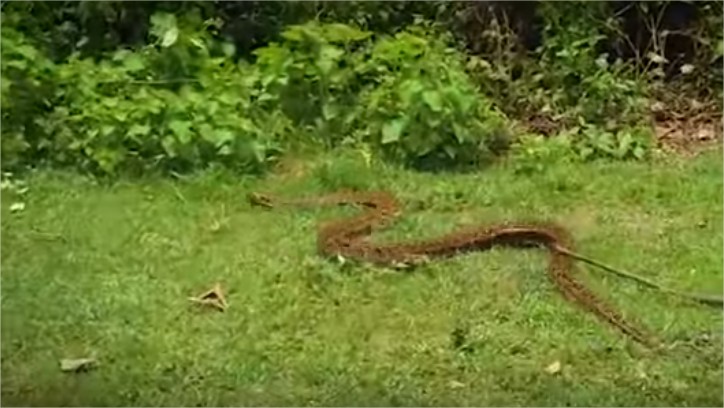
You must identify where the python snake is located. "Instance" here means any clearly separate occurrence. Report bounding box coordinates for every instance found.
[248,190,723,348]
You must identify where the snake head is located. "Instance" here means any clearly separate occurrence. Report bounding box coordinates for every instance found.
[248,192,274,208]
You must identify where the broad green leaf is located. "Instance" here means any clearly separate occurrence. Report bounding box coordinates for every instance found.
[399,79,424,105]
[322,103,339,120]
[323,23,372,43]
[261,74,277,87]
[317,45,344,74]
[422,91,443,112]
[128,124,151,138]
[221,42,236,58]
[169,120,192,144]
[103,98,118,108]
[198,123,215,143]
[218,145,233,155]
[16,44,38,59]
[190,37,205,51]
[616,132,633,158]
[280,27,303,43]
[150,13,179,48]
[208,101,219,116]
[86,128,99,140]
[94,148,123,174]
[249,140,266,163]
[113,109,128,122]
[382,118,407,144]
[442,144,457,159]
[161,135,177,157]
[217,92,236,106]
[6,59,27,70]
[101,125,115,137]
[452,123,470,143]
[633,145,645,160]
[579,146,594,160]
[258,92,274,102]
[123,53,145,72]
[214,129,235,145]
[162,26,178,47]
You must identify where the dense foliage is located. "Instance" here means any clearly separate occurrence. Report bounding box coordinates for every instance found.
[1,1,721,176]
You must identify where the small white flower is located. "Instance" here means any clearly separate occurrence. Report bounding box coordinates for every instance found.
[595,54,609,69]
[647,52,667,64]
[680,64,694,74]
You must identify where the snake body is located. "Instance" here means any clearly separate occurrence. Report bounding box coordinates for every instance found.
[249,190,659,347]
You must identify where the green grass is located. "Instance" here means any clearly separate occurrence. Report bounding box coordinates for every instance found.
[2,149,722,406]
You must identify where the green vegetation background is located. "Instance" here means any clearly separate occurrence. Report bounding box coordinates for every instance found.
[1,2,722,406]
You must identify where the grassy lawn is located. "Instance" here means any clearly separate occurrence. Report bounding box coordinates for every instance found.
[2,148,722,406]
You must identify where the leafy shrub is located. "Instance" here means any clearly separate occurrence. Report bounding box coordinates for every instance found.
[509,134,576,175]
[356,25,509,170]
[312,149,377,192]
[1,14,56,170]
[533,2,652,160]
[253,21,372,147]
[568,123,651,161]
[511,122,650,172]
[32,12,291,176]
[254,21,511,170]
[467,1,652,162]
[535,3,648,127]
[6,15,513,175]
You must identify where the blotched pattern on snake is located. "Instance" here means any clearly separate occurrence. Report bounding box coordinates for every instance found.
[248,190,654,347]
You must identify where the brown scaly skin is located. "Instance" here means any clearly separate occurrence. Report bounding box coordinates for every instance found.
[248,190,656,347]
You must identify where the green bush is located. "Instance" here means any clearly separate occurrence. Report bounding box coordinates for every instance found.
[1,14,56,170]
[253,21,373,147]
[536,3,648,124]
[254,21,511,170]
[4,15,510,175]
[32,12,290,176]
[356,25,509,169]
[467,1,652,162]
[5,5,674,177]
[509,133,577,175]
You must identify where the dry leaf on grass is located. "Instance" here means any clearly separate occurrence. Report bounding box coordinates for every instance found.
[545,360,561,375]
[60,357,97,373]
[10,202,25,213]
[188,282,228,312]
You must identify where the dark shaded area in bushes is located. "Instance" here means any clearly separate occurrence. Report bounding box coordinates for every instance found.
[5,1,719,83]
